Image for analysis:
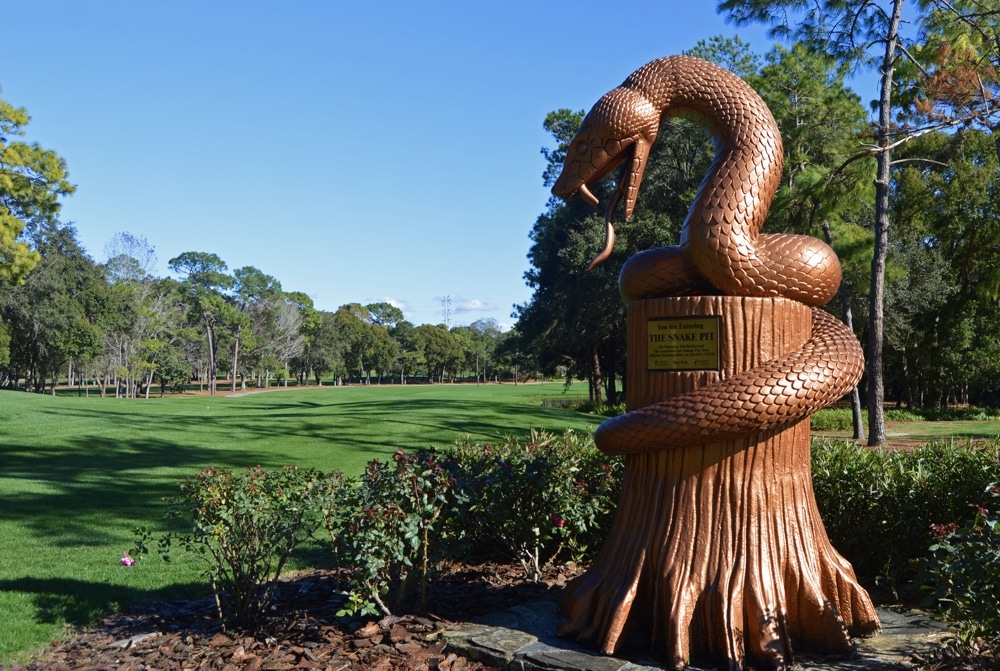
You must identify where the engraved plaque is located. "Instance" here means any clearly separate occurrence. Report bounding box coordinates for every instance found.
[646,316,720,371]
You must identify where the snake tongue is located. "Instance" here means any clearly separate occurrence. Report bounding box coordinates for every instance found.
[587,189,622,270]
[587,218,616,270]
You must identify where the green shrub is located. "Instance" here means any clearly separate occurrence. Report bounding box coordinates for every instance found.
[881,406,1000,422]
[811,406,1000,429]
[920,483,1000,643]
[811,438,1000,595]
[446,430,621,581]
[321,449,457,617]
[134,429,1000,645]
[811,407,857,431]
[590,402,627,417]
[883,408,925,422]
[137,465,325,631]
[929,407,999,421]
[558,399,627,417]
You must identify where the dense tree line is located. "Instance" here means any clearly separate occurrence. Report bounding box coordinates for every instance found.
[717,0,1000,440]
[512,4,1000,441]
[0,223,518,395]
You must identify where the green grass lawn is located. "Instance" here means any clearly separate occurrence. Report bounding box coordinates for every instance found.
[0,382,599,662]
[7,385,1000,663]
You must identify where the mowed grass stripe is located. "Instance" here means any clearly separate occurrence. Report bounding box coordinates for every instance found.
[0,383,598,662]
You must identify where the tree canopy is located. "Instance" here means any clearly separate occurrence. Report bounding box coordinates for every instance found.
[0,89,74,285]
[717,0,1000,443]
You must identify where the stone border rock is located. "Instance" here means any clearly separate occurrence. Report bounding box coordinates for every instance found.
[443,597,950,671]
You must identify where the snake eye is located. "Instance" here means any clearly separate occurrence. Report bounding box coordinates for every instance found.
[576,142,589,154]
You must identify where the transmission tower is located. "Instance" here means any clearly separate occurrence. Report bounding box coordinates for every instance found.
[441,295,452,328]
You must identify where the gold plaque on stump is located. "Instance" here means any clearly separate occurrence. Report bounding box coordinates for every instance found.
[646,316,720,371]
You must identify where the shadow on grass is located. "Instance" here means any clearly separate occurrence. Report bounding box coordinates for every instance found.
[222,395,600,450]
[0,576,206,627]
[32,392,600,462]
[4,391,599,547]
[2,395,599,538]
[0,436,278,546]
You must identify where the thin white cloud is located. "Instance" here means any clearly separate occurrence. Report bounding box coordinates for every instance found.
[453,297,497,314]
[381,296,414,321]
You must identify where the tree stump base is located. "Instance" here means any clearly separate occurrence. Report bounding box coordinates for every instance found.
[557,297,879,669]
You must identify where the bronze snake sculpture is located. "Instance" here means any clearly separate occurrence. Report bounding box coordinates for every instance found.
[551,55,863,455]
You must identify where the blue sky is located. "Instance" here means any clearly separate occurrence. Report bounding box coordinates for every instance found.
[4,2,805,328]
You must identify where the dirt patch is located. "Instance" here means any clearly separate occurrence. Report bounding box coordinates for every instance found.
[1,563,580,671]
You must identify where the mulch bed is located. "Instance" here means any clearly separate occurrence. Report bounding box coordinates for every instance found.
[1,563,580,671]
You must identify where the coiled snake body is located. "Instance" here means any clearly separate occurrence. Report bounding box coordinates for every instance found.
[551,55,863,455]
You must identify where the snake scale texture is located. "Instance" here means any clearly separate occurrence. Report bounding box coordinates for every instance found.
[551,55,863,455]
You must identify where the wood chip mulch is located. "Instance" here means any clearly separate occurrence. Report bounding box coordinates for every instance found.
[1,563,579,671]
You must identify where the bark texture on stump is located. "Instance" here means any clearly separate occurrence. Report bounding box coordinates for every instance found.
[557,297,878,670]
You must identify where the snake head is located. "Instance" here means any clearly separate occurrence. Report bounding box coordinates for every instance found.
[552,87,660,219]
[551,87,660,266]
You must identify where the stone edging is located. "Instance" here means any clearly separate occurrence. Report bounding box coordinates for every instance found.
[442,597,950,671]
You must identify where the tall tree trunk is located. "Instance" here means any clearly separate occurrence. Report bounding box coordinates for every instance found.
[591,345,604,406]
[231,334,240,393]
[205,322,217,396]
[867,0,903,446]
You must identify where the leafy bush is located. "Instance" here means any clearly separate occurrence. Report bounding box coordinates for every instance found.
[882,406,1000,422]
[811,438,1000,594]
[920,484,1000,643]
[811,405,1000,430]
[591,402,627,417]
[135,428,1000,649]
[322,432,620,615]
[883,408,925,422]
[811,407,857,431]
[138,433,621,624]
[321,449,457,617]
[446,430,621,581]
[137,465,325,630]
[555,398,627,417]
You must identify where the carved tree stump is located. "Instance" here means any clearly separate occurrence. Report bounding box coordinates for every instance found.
[558,297,879,670]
